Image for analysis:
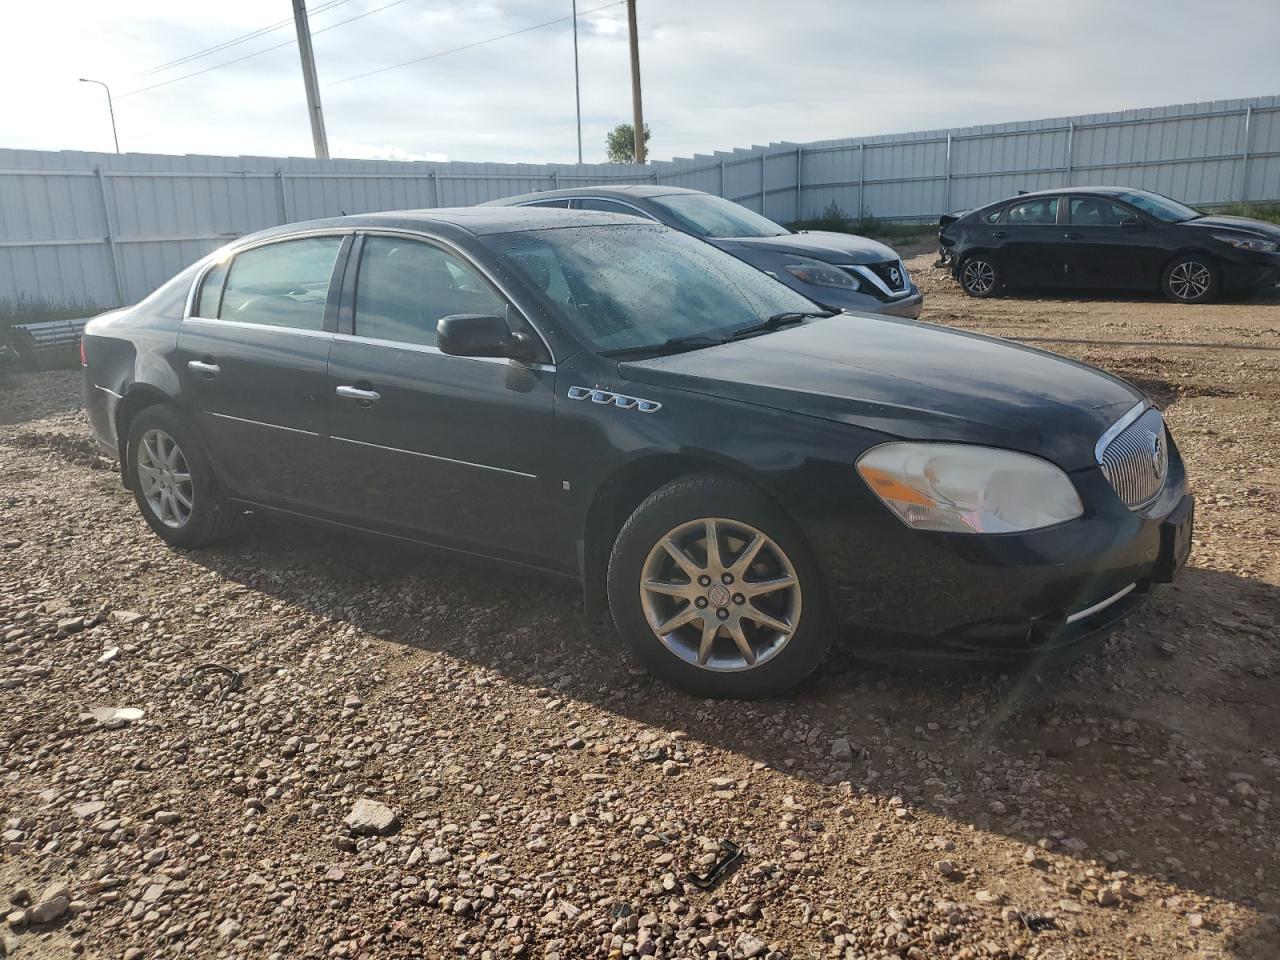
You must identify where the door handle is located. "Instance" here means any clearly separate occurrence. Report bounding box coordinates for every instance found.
[1064,232,1083,240]
[187,359,220,377]
[992,231,1008,238]
[336,385,381,404]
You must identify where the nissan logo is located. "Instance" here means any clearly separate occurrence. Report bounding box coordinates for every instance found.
[889,267,901,284]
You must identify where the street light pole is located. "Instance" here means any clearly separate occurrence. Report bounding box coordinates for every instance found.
[625,0,645,165]
[78,78,120,154]
[291,0,331,160]
[572,0,583,164]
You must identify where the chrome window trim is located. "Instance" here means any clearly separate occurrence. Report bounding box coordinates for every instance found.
[183,228,354,323]
[1094,400,1151,463]
[183,315,335,340]
[513,196,658,222]
[331,435,537,479]
[330,331,554,372]
[1065,582,1136,624]
[207,411,320,437]
[840,260,912,299]
[351,227,556,362]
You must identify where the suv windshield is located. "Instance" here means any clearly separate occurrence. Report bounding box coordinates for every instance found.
[1114,190,1202,223]
[648,193,791,239]
[483,224,820,354]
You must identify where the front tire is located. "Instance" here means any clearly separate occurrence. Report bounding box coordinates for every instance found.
[126,405,241,548]
[958,255,1002,297]
[607,474,832,699]
[1161,254,1219,303]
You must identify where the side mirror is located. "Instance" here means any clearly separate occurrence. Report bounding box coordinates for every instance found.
[1120,217,1143,230]
[437,314,538,362]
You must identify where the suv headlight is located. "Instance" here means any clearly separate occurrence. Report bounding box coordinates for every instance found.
[856,443,1083,533]
[1213,234,1277,253]
[784,261,861,291]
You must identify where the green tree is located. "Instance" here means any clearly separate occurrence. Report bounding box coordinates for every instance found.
[605,122,652,164]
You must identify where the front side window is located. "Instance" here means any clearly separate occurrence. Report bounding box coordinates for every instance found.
[218,236,344,330]
[354,236,505,347]
[576,198,648,218]
[1005,198,1059,225]
[483,224,819,354]
[1114,190,1200,223]
[648,193,789,238]
[1069,197,1132,226]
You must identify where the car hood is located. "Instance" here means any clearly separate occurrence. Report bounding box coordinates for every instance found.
[710,230,899,265]
[619,315,1143,471]
[1184,214,1280,241]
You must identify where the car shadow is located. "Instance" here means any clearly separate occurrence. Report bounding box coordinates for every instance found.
[988,284,1280,307]
[183,514,1280,938]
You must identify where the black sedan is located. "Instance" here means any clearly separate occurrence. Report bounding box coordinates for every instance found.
[939,187,1280,303]
[484,185,924,318]
[82,207,1192,698]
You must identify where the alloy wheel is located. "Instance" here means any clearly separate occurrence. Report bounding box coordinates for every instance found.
[639,518,802,673]
[136,428,194,528]
[961,259,996,295]
[1168,260,1211,301]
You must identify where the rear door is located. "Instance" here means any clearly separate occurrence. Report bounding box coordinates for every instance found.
[1064,196,1163,289]
[999,196,1064,286]
[176,233,350,509]
[323,232,569,568]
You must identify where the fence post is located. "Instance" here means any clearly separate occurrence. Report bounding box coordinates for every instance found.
[760,153,767,214]
[1240,106,1253,202]
[1064,121,1075,186]
[858,143,865,219]
[795,146,803,222]
[719,159,725,198]
[430,170,440,208]
[275,168,289,223]
[94,165,125,306]
[552,170,560,189]
[944,134,952,214]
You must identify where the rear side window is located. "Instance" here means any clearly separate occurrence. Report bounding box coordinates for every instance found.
[196,260,228,317]
[1005,198,1059,225]
[523,199,572,209]
[353,237,505,347]
[1069,197,1132,226]
[218,236,344,331]
[577,198,647,218]
[983,208,1004,224]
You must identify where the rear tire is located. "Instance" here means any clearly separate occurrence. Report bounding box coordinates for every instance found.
[1161,254,1219,303]
[958,255,1002,297]
[607,474,832,699]
[126,405,241,548]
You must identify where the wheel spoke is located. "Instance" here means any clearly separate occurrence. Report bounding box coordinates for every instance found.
[172,486,193,510]
[741,575,796,598]
[703,519,722,570]
[743,606,793,635]
[696,619,719,665]
[655,604,699,635]
[643,579,696,599]
[728,534,765,578]
[661,538,702,579]
[726,619,757,667]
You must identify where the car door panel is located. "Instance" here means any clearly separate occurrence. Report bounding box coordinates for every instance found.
[999,197,1064,287]
[1064,198,1164,289]
[174,234,350,509]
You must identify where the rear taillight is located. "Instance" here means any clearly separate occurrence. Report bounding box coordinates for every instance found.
[79,337,87,366]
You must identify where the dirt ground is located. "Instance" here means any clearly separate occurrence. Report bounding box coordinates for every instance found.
[1,262,1277,960]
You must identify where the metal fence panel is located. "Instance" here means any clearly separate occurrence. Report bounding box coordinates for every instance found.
[1,94,1277,312]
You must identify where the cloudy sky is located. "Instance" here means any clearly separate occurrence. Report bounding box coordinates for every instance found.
[3,0,1278,164]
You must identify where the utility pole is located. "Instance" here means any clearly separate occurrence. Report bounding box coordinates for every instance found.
[626,0,645,165]
[572,0,583,164]
[291,0,330,160]
[78,79,120,154]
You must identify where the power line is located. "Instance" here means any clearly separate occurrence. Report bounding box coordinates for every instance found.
[134,0,355,78]
[119,0,415,99]
[328,0,625,87]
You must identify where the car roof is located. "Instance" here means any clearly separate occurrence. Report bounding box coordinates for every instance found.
[992,185,1138,203]
[233,205,655,244]
[482,184,703,206]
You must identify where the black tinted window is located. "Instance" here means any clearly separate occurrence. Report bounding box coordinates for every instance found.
[577,198,646,217]
[983,208,1003,224]
[1069,197,1132,226]
[354,237,504,347]
[196,261,227,317]
[524,199,572,209]
[219,237,343,330]
[1005,198,1058,225]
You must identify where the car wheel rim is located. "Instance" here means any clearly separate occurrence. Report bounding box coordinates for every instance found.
[136,428,194,529]
[639,518,802,673]
[1169,260,1211,300]
[962,259,995,294]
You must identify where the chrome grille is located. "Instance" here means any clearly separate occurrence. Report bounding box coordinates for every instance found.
[1099,407,1167,509]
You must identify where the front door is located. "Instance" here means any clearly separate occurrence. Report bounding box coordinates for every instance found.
[176,233,350,509]
[323,233,569,569]
[1062,197,1163,289]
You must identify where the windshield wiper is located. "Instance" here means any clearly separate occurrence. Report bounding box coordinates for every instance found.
[598,334,728,359]
[731,310,836,340]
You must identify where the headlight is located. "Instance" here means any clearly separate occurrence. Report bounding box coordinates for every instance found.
[1213,234,1277,253]
[856,443,1083,533]
[784,261,861,291]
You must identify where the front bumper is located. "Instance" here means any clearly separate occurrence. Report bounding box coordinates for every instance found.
[806,453,1192,663]
[872,291,924,319]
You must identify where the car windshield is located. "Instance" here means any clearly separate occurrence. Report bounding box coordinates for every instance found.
[483,223,820,354]
[1114,190,1202,223]
[648,193,791,238]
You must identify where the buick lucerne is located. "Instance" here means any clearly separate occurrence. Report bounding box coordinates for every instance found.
[82,208,1193,698]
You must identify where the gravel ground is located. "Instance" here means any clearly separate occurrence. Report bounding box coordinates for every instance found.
[1,264,1278,960]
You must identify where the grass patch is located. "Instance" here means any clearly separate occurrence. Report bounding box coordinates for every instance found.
[0,296,112,331]
[789,202,935,245]
[1205,201,1280,225]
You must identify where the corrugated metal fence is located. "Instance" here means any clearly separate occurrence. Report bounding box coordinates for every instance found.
[2,94,1277,311]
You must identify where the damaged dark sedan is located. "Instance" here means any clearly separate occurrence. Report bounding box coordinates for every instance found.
[82,207,1193,698]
